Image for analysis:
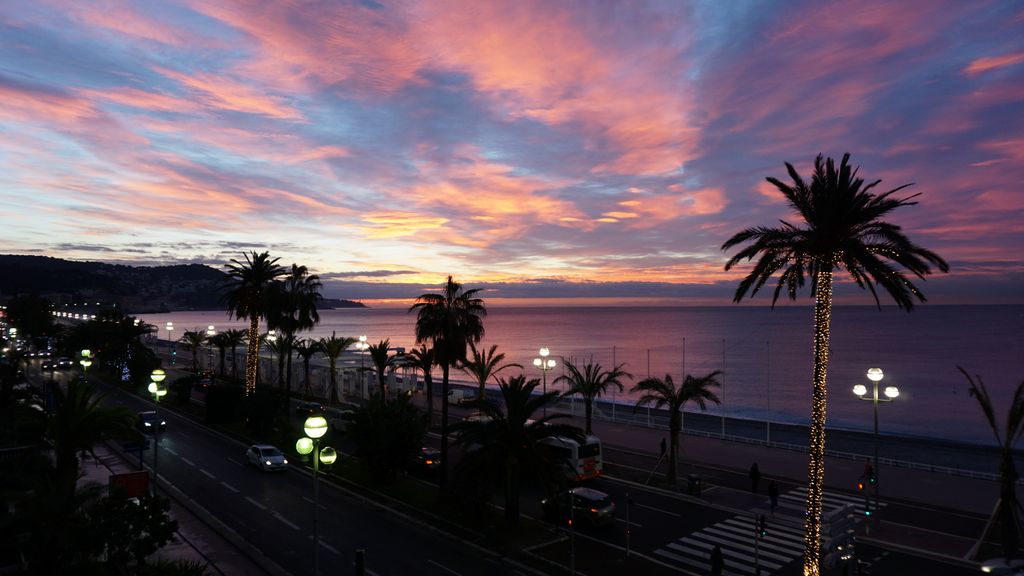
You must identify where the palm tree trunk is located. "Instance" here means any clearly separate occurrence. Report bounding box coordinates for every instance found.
[329,359,337,403]
[286,352,294,395]
[425,374,434,426]
[218,349,226,377]
[245,319,259,396]
[440,363,450,491]
[803,271,833,576]
[231,345,238,381]
[506,455,520,525]
[585,397,594,434]
[669,412,680,485]
[303,359,312,397]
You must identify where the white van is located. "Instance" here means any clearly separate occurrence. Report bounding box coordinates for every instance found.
[447,389,475,405]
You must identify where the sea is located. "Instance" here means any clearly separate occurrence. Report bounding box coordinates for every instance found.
[138,304,1024,447]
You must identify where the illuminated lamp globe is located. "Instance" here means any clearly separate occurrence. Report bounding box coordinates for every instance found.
[532,358,542,367]
[296,437,314,455]
[148,382,158,394]
[867,368,884,382]
[319,447,338,465]
[156,386,167,398]
[81,349,92,358]
[884,386,900,399]
[151,369,166,383]
[304,415,328,439]
[540,347,550,358]
[852,384,868,397]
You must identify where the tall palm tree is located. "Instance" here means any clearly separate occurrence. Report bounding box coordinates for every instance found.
[269,264,322,393]
[223,251,286,396]
[632,371,721,486]
[367,339,398,399]
[223,328,247,382]
[179,329,207,375]
[555,360,632,434]
[722,153,948,574]
[318,332,356,403]
[274,333,296,390]
[295,338,319,397]
[407,345,437,425]
[410,276,487,490]
[459,343,521,401]
[454,375,581,525]
[960,367,1024,560]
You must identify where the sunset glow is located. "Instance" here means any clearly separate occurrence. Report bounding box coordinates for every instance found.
[1,1,1021,302]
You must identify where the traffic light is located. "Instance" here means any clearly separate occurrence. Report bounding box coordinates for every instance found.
[857,477,865,492]
[864,502,872,517]
[758,514,767,538]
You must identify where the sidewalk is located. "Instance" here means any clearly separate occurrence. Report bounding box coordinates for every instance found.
[79,442,266,575]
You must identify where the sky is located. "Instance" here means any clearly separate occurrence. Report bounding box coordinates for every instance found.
[1,1,1022,304]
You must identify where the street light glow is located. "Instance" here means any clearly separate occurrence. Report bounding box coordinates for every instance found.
[852,384,867,397]
[304,415,328,439]
[867,367,884,382]
[296,437,314,455]
[884,386,900,399]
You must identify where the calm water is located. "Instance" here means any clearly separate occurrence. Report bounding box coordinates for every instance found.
[140,305,1024,445]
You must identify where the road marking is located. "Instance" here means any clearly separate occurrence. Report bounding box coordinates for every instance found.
[180,457,196,466]
[245,497,267,510]
[302,496,328,510]
[427,559,462,575]
[227,458,243,466]
[220,481,239,493]
[164,447,179,456]
[273,512,300,530]
[636,503,681,517]
[178,431,192,439]
[615,517,643,528]
[199,468,216,479]
[308,537,341,555]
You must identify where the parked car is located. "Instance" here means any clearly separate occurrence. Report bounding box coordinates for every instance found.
[41,360,56,371]
[447,389,474,405]
[407,447,442,476]
[325,408,357,433]
[245,444,288,471]
[541,487,616,526]
[135,411,166,433]
[294,400,325,416]
[56,357,74,369]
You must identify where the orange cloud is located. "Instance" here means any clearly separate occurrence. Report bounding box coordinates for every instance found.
[157,67,304,120]
[963,52,1024,75]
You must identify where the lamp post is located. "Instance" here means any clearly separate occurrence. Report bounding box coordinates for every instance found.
[206,325,216,374]
[532,347,556,416]
[79,349,93,383]
[852,367,899,528]
[266,330,277,386]
[356,335,369,399]
[147,368,168,496]
[296,415,335,576]
[165,322,174,366]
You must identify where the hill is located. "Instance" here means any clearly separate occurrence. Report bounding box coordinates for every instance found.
[0,255,364,313]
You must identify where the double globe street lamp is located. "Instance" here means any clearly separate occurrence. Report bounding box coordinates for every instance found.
[79,349,93,382]
[148,368,168,496]
[296,415,337,576]
[852,367,899,526]
[533,347,557,416]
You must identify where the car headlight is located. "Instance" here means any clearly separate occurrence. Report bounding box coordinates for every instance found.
[160,421,166,426]
[266,460,272,466]
[283,459,288,464]
[144,422,151,427]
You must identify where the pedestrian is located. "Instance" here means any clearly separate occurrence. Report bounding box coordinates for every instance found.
[710,543,724,576]
[768,479,779,515]
[749,462,760,493]
[660,437,667,458]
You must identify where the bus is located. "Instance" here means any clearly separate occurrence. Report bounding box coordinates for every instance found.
[540,434,603,482]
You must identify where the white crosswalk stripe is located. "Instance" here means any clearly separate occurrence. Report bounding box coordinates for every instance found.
[778,486,887,513]
[653,514,806,575]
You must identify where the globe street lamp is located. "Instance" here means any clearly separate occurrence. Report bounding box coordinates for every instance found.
[852,367,899,527]
[148,368,168,496]
[206,325,216,374]
[533,347,557,417]
[165,322,175,366]
[79,349,93,383]
[297,414,334,576]
[356,335,369,398]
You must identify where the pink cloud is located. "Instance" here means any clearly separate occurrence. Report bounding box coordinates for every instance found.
[963,52,1024,75]
[157,67,304,120]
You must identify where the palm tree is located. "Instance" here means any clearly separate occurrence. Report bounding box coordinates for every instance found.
[208,332,229,378]
[274,333,296,390]
[407,345,437,425]
[411,276,487,490]
[454,374,581,525]
[269,264,322,393]
[459,343,521,401]
[960,367,1024,560]
[318,332,357,403]
[223,251,286,396]
[179,329,207,375]
[295,338,319,397]
[632,371,721,486]
[722,153,949,574]
[223,329,247,382]
[367,339,398,399]
[555,360,632,434]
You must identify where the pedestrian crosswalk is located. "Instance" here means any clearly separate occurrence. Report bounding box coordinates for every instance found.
[653,515,804,575]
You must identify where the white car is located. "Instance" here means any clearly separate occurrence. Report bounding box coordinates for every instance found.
[246,444,288,472]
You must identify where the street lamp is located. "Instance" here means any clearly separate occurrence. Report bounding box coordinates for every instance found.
[297,414,334,576]
[852,367,899,526]
[206,325,216,374]
[533,347,556,416]
[147,368,168,496]
[266,330,277,386]
[79,349,93,382]
[165,322,175,366]
[356,335,369,398]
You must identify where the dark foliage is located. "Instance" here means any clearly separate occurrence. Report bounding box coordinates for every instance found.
[350,394,426,482]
